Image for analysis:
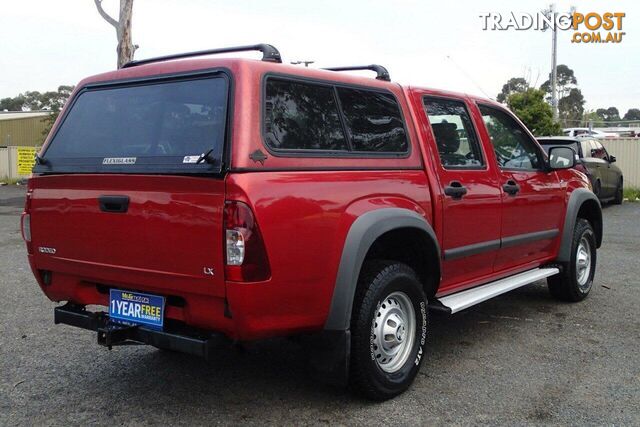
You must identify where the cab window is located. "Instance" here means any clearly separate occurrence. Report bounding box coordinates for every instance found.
[479,105,542,170]
[423,97,484,169]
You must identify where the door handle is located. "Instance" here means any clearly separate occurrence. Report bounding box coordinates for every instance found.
[502,180,520,196]
[444,181,468,200]
[98,195,130,213]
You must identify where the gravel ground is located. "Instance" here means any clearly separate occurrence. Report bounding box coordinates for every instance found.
[0,185,638,426]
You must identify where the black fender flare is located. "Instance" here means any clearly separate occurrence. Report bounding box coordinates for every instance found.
[324,208,440,331]
[557,188,602,263]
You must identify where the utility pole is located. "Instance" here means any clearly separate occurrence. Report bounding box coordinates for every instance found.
[543,4,575,121]
[550,3,558,120]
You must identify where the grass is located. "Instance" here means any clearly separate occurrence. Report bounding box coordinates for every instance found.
[623,188,640,202]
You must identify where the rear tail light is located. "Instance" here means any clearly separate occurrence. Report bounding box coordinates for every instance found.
[21,214,31,242]
[226,229,245,265]
[22,183,33,253]
[224,201,270,282]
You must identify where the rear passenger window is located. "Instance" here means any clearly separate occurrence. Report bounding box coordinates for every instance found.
[336,88,408,152]
[423,97,484,169]
[264,79,348,151]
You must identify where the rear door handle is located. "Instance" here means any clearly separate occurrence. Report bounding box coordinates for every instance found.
[99,195,130,213]
[444,181,468,200]
[502,180,520,196]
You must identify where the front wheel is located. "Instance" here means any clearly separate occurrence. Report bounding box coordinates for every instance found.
[350,261,428,400]
[548,218,597,301]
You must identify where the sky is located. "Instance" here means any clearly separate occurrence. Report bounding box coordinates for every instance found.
[1,0,638,115]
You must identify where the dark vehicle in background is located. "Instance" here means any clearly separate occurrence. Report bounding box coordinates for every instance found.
[538,136,623,204]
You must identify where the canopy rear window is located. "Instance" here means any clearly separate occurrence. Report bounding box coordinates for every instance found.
[39,74,229,173]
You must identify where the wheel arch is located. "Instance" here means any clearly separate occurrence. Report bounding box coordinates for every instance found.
[557,188,603,263]
[324,208,440,331]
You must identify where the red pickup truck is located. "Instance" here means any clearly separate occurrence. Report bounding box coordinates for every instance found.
[22,44,602,400]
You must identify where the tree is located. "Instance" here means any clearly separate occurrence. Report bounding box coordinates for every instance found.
[0,86,74,137]
[583,110,604,128]
[540,64,578,100]
[507,88,562,136]
[623,108,640,121]
[0,87,72,113]
[558,88,585,127]
[0,96,26,111]
[496,77,529,103]
[596,107,620,122]
[93,0,137,68]
[41,86,75,135]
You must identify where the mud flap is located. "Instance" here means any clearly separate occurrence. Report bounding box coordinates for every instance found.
[303,330,351,387]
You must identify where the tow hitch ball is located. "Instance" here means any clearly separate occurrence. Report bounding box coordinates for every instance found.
[97,323,141,349]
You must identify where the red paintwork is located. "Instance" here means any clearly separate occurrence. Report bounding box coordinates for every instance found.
[25,57,589,340]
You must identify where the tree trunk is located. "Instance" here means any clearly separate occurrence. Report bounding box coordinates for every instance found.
[116,0,135,68]
[94,0,136,69]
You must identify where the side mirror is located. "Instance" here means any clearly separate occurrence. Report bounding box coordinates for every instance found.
[609,155,616,163]
[548,146,576,170]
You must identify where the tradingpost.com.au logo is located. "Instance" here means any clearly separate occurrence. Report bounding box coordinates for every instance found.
[480,11,625,44]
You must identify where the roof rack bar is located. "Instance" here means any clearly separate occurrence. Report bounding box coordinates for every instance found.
[323,65,391,81]
[122,43,282,68]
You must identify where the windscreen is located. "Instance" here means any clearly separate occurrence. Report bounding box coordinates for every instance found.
[40,75,228,173]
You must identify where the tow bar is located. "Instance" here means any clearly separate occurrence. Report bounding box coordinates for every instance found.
[97,323,142,349]
[54,303,227,359]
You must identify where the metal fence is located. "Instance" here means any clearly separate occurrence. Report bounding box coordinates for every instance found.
[602,138,640,188]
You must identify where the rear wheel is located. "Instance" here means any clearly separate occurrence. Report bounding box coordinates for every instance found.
[350,261,428,401]
[548,218,597,301]
[613,179,623,205]
[593,180,602,199]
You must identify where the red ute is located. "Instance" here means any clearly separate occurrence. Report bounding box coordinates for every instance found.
[23,44,603,400]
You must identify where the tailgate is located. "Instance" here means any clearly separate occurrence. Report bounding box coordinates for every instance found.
[29,174,226,297]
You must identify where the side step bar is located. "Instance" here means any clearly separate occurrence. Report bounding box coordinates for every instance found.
[435,267,560,314]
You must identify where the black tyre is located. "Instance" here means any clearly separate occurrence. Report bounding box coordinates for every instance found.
[350,261,428,401]
[613,179,623,205]
[548,218,597,302]
[593,180,601,199]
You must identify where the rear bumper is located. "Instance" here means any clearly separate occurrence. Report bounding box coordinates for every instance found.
[54,303,227,359]
[31,255,326,341]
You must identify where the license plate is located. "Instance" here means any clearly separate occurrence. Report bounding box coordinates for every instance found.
[109,289,165,330]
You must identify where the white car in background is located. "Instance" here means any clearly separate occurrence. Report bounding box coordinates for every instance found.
[563,128,617,139]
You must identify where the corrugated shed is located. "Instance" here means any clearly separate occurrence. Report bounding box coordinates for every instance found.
[0,112,51,146]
